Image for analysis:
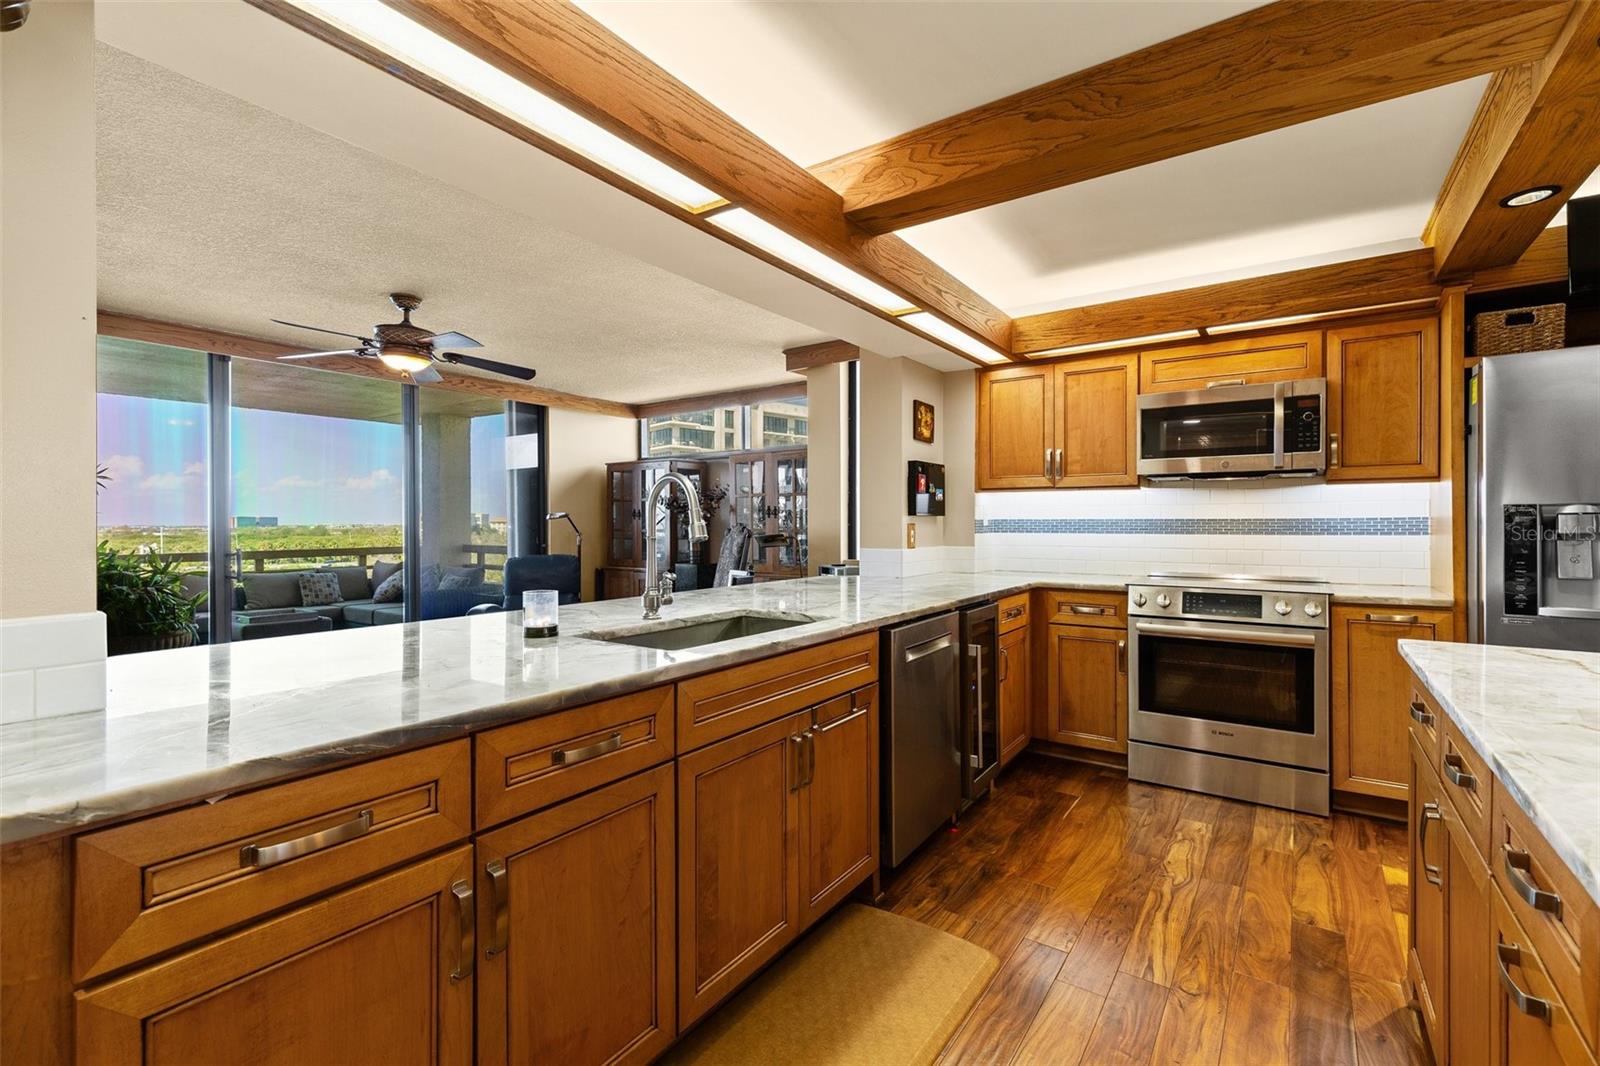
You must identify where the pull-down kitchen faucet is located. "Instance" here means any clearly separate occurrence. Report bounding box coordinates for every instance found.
[642,472,708,620]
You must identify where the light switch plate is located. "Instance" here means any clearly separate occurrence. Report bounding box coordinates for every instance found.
[906,522,916,549]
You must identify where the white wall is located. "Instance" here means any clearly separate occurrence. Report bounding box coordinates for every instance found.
[545,407,639,601]
[803,362,848,572]
[1,1,106,722]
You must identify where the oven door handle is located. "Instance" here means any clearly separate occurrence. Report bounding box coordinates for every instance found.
[1133,620,1318,648]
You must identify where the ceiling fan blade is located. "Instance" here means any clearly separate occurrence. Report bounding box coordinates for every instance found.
[277,349,362,360]
[441,353,536,380]
[271,318,372,342]
[410,364,444,384]
[427,330,481,349]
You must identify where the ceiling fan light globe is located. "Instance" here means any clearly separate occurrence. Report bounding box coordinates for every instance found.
[377,348,433,373]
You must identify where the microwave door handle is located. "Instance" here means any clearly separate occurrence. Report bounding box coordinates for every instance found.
[1272,382,1286,470]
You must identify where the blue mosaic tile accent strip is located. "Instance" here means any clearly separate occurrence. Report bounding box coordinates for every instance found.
[973,516,1429,537]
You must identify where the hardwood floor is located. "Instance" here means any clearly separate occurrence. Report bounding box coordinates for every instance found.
[878,753,1431,1066]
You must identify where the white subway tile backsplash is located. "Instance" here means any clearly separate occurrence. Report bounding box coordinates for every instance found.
[0,611,108,720]
[1,672,35,724]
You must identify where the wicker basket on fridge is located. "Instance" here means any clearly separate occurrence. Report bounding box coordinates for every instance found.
[1474,303,1566,357]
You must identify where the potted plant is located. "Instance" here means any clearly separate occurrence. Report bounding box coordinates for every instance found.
[97,542,205,654]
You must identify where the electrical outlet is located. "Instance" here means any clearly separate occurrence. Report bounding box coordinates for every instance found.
[906,522,916,549]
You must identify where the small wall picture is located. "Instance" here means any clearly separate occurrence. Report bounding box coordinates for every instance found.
[912,399,935,443]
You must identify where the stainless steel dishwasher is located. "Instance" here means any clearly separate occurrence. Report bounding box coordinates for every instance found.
[882,611,962,867]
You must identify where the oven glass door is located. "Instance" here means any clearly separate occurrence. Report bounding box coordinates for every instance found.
[1140,397,1275,461]
[1131,623,1327,770]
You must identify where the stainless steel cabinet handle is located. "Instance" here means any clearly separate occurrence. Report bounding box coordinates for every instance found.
[1496,942,1552,1022]
[789,733,806,791]
[1504,847,1563,918]
[816,706,869,734]
[450,879,475,981]
[1365,612,1418,624]
[1002,605,1025,622]
[485,859,509,957]
[903,634,954,662]
[1054,449,1063,480]
[1068,603,1113,615]
[1409,701,1435,727]
[999,647,1010,683]
[1044,448,1053,480]
[1419,802,1443,886]
[552,732,622,766]
[805,730,816,787]
[1117,639,1127,674]
[1205,378,1246,389]
[1330,431,1340,467]
[1443,752,1477,791]
[240,808,373,868]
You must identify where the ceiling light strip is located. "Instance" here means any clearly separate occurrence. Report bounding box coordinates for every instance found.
[1204,298,1439,335]
[1028,330,1202,358]
[707,209,918,315]
[289,0,723,211]
[899,312,1012,365]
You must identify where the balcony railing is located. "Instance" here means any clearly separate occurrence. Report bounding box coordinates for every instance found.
[156,543,508,574]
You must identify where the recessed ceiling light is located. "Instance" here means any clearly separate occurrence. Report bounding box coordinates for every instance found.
[899,312,1011,364]
[288,0,722,211]
[707,209,917,314]
[1499,185,1561,208]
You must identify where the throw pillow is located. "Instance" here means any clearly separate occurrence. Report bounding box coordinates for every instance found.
[438,565,485,590]
[372,570,404,603]
[420,563,443,593]
[297,570,343,607]
[372,558,401,589]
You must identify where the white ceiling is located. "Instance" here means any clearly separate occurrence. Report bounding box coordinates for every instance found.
[577,1,1512,315]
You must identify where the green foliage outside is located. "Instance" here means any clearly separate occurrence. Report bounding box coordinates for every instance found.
[97,542,204,638]
[98,524,507,580]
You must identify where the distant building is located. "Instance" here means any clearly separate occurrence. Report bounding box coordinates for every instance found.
[233,516,279,528]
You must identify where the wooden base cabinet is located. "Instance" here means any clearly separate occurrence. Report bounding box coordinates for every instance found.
[76,846,476,1066]
[475,766,676,1066]
[998,623,1031,765]
[1332,605,1454,798]
[1041,623,1127,753]
[1491,887,1599,1066]
[1410,736,1450,1055]
[799,689,879,927]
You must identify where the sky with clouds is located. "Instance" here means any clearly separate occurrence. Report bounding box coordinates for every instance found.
[97,393,507,527]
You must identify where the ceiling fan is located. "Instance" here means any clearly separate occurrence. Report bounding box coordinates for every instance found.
[271,293,536,384]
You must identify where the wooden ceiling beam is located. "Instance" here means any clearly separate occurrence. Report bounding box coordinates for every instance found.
[783,340,860,373]
[811,0,1572,234]
[1425,2,1600,279]
[95,311,640,418]
[1465,225,1569,292]
[253,0,1011,361]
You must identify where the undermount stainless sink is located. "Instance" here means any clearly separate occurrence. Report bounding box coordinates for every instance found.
[593,612,816,651]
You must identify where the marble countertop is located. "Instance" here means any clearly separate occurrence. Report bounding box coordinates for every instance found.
[1400,641,1600,905]
[0,570,1450,844]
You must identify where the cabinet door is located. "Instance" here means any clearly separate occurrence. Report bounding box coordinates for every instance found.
[1326,316,1439,481]
[1138,330,1324,393]
[998,624,1031,765]
[1445,798,1493,1066]
[476,765,674,1066]
[799,689,877,928]
[77,846,475,1066]
[677,711,807,1026]
[977,365,1054,489]
[1332,605,1454,798]
[1054,355,1137,488]
[1409,739,1449,1058]
[1490,886,1599,1066]
[1043,624,1126,753]
[608,464,642,567]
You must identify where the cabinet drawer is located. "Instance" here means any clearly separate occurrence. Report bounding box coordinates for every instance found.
[74,741,471,982]
[475,686,674,829]
[1439,715,1491,861]
[675,634,877,752]
[1138,330,1324,393]
[1043,589,1125,628]
[1492,779,1600,1053]
[1492,884,1599,1066]
[998,593,1029,634]
[1408,683,1443,769]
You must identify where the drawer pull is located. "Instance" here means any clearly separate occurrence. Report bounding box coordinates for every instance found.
[1205,378,1246,389]
[1443,752,1477,791]
[815,706,869,734]
[1364,612,1418,624]
[1002,605,1026,622]
[1408,701,1435,727]
[1067,604,1113,616]
[1419,802,1443,886]
[1496,942,1552,1023]
[449,879,475,981]
[485,859,510,957]
[1504,847,1563,918]
[552,732,622,766]
[239,808,373,868]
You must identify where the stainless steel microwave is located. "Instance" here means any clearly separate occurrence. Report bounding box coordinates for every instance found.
[1136,378,1327,480]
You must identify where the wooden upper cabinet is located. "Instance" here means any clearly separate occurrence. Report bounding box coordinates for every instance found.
[76,846,475,1066]
[1331,604,1453,800]
[1055,354,1137,488]
[1139,330,1324,393]
[977,364,1054,488]
[475,765,675,1066]
[1326,316,1439,481]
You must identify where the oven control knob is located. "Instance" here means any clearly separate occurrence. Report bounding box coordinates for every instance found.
[1154,594,1171,608]
[1274,599,1292,616]
[1132,592,1147,607]
[1304,601,1323,617]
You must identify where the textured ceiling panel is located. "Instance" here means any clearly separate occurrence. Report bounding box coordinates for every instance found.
[95,43,818,405]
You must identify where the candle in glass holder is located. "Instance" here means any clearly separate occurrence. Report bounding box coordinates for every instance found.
[522,590,558,639]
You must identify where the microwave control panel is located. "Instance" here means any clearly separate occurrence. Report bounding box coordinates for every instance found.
[1286,395,1322,454]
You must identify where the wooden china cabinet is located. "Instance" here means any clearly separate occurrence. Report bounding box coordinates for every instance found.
[730,448,808,579]
[600,459,707,600]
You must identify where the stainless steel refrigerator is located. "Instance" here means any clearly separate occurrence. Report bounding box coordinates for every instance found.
[1467,345,1600,651]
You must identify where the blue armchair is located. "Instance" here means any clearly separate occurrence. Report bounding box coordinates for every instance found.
[501,554,582,607]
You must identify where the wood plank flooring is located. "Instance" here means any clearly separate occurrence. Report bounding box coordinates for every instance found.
[878,753,1431,1066]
